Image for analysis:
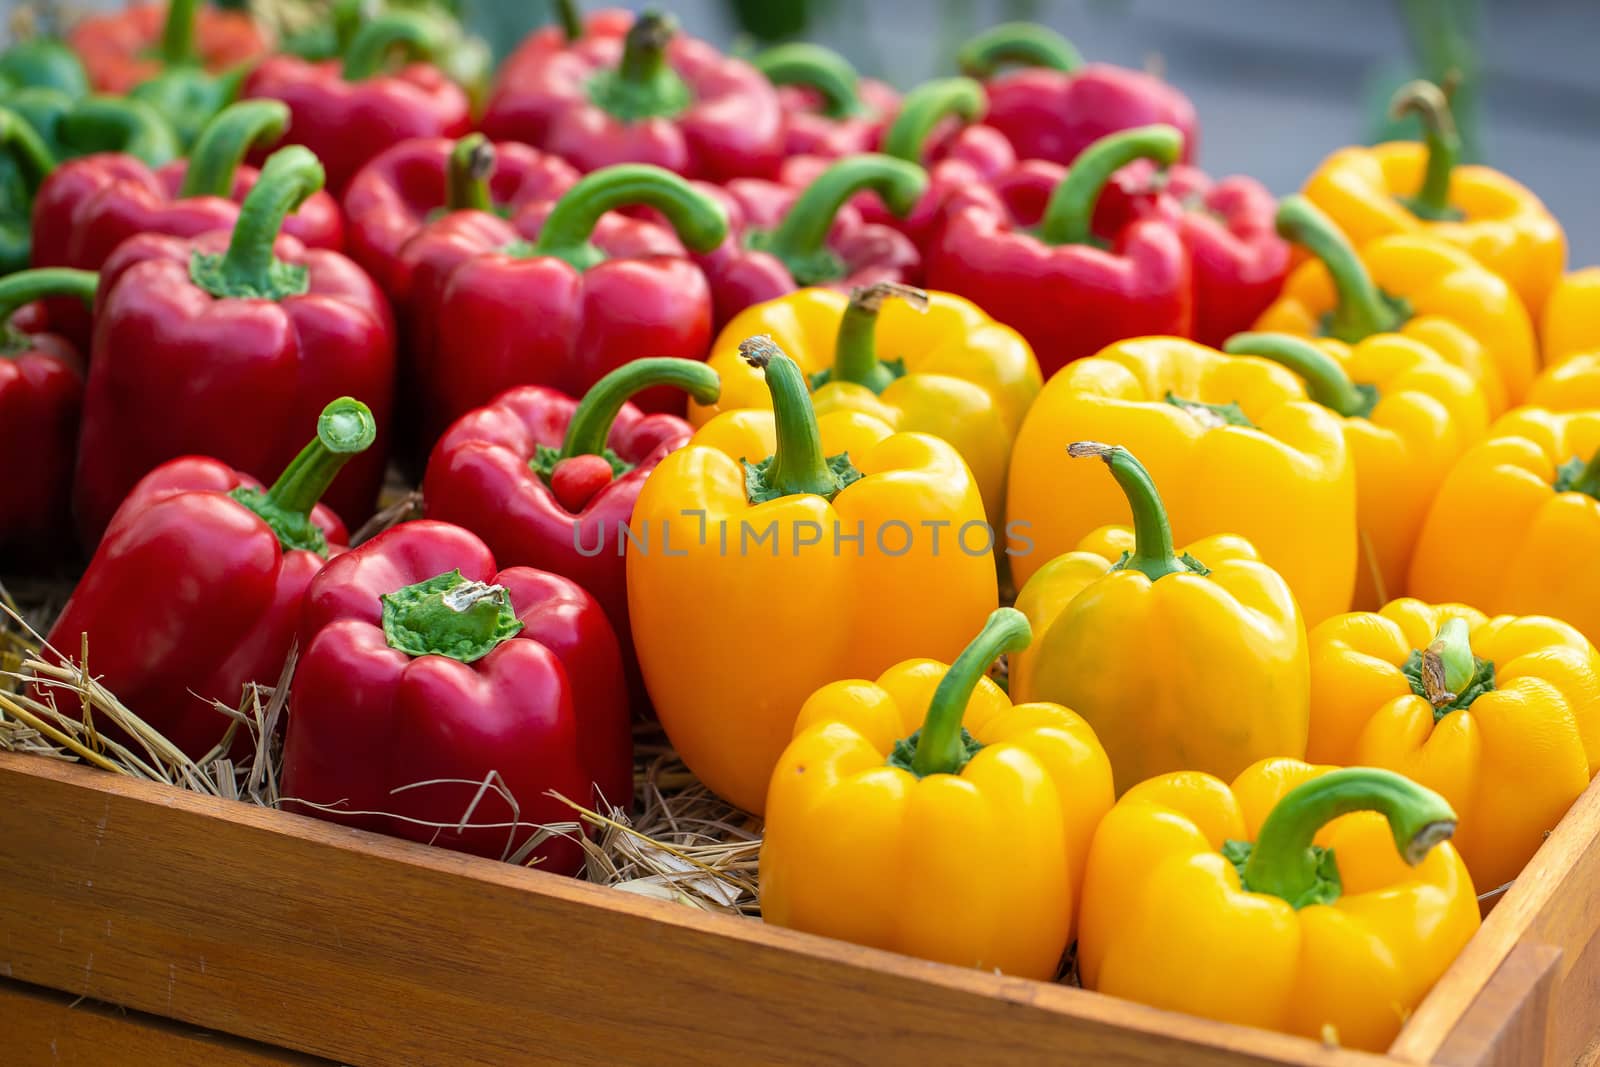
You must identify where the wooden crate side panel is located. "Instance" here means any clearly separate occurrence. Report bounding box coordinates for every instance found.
[1430,944,1561,1067]
[0,754,1390,1067]
[0,976,329,1066]
[1392,776,1600,1066]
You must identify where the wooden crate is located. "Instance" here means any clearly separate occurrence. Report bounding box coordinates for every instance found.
[2,750,1597,1067]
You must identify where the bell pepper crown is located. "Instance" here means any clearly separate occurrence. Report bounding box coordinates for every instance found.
[229,396,378,556]
[587,10,693,122]
[1224,332,1379,420]
[1398,616,1497,722]
[189,145,326,300]
[752,43,870,119]
[880,76,987,165]
[956,21,1086,78]
[1388,79,1466,223]
[738,335,863,504]
[340,11,451,82]
[887,607,1032,778]
[0,267,98,353]
[380,568,525,665]
[508,162,728,271]
[178,98,290,198]
[1069,442,1210,580]
[1221,768,1458,910]
[1276,194,1413,346]
[528,356,722,504]
[744,153,928,286]
[809,281,929,394]
[1555,442,1600,502]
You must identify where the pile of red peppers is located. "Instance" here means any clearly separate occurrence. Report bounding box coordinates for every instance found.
[0,1,1297,873]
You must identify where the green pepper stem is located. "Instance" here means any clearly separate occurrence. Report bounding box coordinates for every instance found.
[1275,195,1406,343]
[342,12,444,81]
[1389,80,1460,221]
[1069,442,1189,581]
[553,0,583,40]
[741,336,840,498]
[208,146,324,294]
[910,608,1031,777]
[0,106,59,193]
[832,283,927,393]
[445,133,495,213]
[180,100,289,199]
[160,0,198,67]
[957,21,1084,78]
[1039,125,1183,246]
[0,268,98,328]
[559,358,721,459]
[1422,617,1477,702]
[264,397,378,516]
[59,96,181,167]
[881,77,986,164]
[1243,768,1457,906]
[1223,332,1373,419]
[381,570,525,664]
[760,154,927,275]
[533,163,728,269]
[752,43,866,119]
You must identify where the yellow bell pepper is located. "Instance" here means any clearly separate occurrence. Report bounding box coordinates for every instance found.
[1011,444,1309,794]
[691,284,1041,524]
[760,608,1114,978]
[1078,760,1480,1051]
[627,336,997,814]
[1410,408,1600,650]
[1527,353,1600,412]
[1223,332,1488,610]
[1006,336,1356,624]
[1256,195,1537,415]
[1542,266,1600,365]
[1302,81,1565,318]
[1308,599,1600,889]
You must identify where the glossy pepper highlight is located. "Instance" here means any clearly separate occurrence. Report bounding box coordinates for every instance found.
[1224,332,1488,609]
[74,146,394,547]
[692,284,1040,523]
[1307,599,1600,889]
[1012,444,1309,793]
[627,336,997,813]
[1409,408,1600,649]
[423,358,722,700]
[761,608,1114,977]
[1006,336,1356,623]
[243,12,471,197]
[1256,195,1537,414]
[43,398,376,760]
[0,269,95,561]
[1304,81,1565,318]
[926,125,1191,378]
[1078,762,1478,1051]
[482,10,783,182]
[283,520,632,868]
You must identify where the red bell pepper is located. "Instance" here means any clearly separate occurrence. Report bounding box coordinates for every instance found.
[31,100,343,276]
[341,134,579,299]
[481,10,784,182]
[282,519,632,869]
[74,146,394,549]
[242,12,471,198]
[0,269,96,562]
[43,397,375,760]
[396,163,726,455]
[696,153,926,327]
[752,43,899,160]
[926,125,1192,377]
[422,357,721,701]
[69,0,270,95]
[1097,159,1290,347]
[958,22,1198,168]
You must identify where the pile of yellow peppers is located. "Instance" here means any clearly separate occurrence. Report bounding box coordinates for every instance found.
[623,80,1600,1054]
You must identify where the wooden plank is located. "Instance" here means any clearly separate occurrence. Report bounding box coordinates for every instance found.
[1392,775,1600,1066]
[1431,943,1562,1067]
[0,753,1389,1067]
[0,976,328,1066]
